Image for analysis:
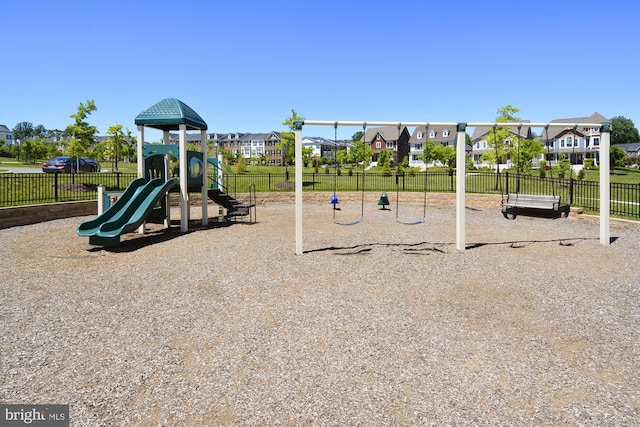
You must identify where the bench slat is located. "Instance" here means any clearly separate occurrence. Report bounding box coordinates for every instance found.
[502,194,561,210]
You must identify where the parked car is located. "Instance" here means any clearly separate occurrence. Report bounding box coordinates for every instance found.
[42,156,99,173]
[81,157,101,172]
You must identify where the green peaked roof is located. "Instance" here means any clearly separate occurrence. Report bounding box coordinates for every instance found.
[135,98,208,131]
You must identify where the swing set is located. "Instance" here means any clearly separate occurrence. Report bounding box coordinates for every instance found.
[293,119,612,255]
[328,122,429,226]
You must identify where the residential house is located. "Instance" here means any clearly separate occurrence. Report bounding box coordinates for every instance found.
[0,124,13,144]
[408,125,459,168]
[301,136,350,163]
[615,142,640,157]
[470,122,533,167]
[544,112,610,165]
[363,126,411,164]
[209,131,283,165]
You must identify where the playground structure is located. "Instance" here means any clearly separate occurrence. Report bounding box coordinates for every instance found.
[78,98,255,246]
[293,120,611,255]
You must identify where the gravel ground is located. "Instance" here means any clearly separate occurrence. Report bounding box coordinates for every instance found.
[1,193,639,426]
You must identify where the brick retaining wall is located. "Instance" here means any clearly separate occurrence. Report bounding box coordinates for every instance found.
[0,201,97,229]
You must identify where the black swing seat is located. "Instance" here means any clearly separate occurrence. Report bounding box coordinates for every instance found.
[502,194,570,219]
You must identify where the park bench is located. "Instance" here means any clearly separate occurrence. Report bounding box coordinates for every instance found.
[501,193,570,219]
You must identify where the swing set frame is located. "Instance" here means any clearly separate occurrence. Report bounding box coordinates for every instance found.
[293,120,611,255]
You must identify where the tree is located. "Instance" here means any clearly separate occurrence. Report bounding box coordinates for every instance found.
[335,149,347,165]
[104,124,132,171]
[12,122,35,142]
[481,105,521,187]
[280,109,305,167]
[377,149,393,168]
[348,140,373,165]
[420,140,437,166]
[301,146,314,167]
[513,136,545,174]
[64,100,98,160]
[610,145,627,168]
[351,131,363,143]
[611,116,640,145]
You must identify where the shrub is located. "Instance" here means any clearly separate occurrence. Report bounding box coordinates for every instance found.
[235,156,247,173]
[584,158,595,169]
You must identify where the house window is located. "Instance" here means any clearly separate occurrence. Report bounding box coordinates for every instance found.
[376,133,382,139]
[442,129,449,137]
[415,143,422,151]
[560,139,565,148]
[429,130,436,138]
[386,142,393,149]
[417,131,423,139]
[376,141,381,149]
[593,137,600,146]
[482,141,487,149]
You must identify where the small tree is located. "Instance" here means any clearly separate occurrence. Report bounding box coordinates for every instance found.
[280,109,305,166]
[64,100,98,166]
[348,140,373,165]
[610,145,627,169]
[301,146,314,167]
[377,149,393,168]
[235,155,247,173]
[104,123,130,171]
[554,154,571,178]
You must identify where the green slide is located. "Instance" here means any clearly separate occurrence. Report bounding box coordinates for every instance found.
[78,178,179,246]
[77,177,148,237]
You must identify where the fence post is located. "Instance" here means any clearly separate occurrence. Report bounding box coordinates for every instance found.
[54,172,59,201]
[505,172,509,194]
[569,177,574,204]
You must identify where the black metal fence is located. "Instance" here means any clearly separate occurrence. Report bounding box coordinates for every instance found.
[0,172,137,206]
[1,171,638,219]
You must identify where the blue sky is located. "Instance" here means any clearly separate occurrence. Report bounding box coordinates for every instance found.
[1,0,639,141]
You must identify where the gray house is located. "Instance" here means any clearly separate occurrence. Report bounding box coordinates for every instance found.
[544,112,610,165]
[0,124,14,144]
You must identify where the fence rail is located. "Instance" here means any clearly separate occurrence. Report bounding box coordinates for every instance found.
[1,171,638,219]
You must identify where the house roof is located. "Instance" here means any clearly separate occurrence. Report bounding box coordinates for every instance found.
[410,125,457,143]
[363,126,406,142]
[0,124,11,133]
[615,142,640,153]
[546,112,610,140]
[302,136,349,147]
[471,120,532,142]
[135,98,208,131]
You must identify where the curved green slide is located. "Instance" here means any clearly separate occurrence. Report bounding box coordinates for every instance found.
[78,178,179,246]
[77,177,148,237]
